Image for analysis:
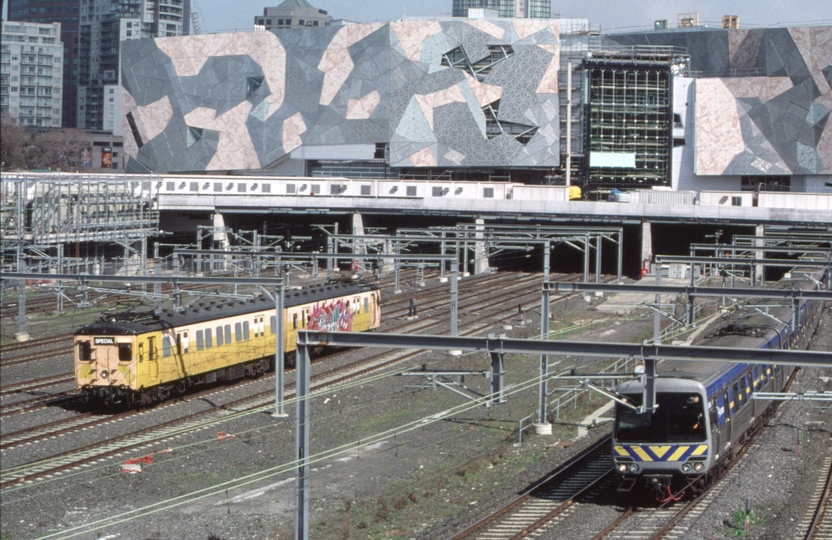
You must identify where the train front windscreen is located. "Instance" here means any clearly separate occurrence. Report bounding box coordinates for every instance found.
[615,392,707,443]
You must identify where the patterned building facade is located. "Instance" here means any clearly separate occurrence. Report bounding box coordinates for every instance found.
[606,27,832,182]
[121,21,832,193]
[78,0,190,132]
[122,19,564,174]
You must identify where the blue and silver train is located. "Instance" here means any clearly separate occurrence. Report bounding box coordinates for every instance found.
[612,267,827,501]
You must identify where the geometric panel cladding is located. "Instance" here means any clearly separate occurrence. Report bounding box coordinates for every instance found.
[121,20,561,172]
[608,26,832,176]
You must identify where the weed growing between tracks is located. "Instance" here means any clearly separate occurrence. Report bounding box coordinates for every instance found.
[721,509,764,537]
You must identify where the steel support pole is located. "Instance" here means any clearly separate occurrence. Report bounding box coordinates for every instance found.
[394,238,402,293]
[295,340,310,540]
[566,59,572,188]
[538,242,550,425]
[57,246,64,313]
[450,261,459,336]
[275,282,286,416]
[154,243,161,312]
[489,351,505,407]
[16,181,28,341]
[326,236,333,278]
[654,271,662,343]
[440,232,446,281]
[688,247,696,326]
[617,230,623,283]
[595,234,602,284]
[583,233,590,283]
[643,354,657,413]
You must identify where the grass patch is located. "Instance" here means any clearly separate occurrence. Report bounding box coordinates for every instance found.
[720,509,764,537]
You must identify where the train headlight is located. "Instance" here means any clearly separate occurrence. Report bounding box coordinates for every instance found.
[682,463,692,473]
[628,464,639,473]
[618,464,628,473]
[100,370,109,379]
[693,463,704,472]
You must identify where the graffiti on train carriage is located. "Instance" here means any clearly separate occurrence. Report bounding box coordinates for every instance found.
[308,298,354,332]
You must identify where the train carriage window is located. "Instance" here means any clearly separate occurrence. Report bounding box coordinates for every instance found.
[243,321,250,340]
[253,318,259,338]
[216,326,224,346]
[293,313,298,329]
[163,336,172,358]
[235,322,243,342]
[364,296,369,313]
[148,337,156,360]
[270,316,276,334]
[732,382,742,411]
[224,324,231,345]
[196,330,204,351]
[78,340,91,361]
[615,392,706,443]
[205,328,212,348]
[118,343,132,361]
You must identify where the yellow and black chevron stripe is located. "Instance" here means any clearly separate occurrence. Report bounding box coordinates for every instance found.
[614,444,708,462]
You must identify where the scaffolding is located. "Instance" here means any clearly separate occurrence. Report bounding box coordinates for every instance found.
[581,47,677,193]
[1,173,160,277]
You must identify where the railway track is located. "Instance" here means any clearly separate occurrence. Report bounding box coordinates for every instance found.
[447,334,810,540]
[0,333,74,356]
[0,271,544,416]
[799,454,832,540]
[450,436,614,539]
[0,271,603,490]
[1,283,224,320]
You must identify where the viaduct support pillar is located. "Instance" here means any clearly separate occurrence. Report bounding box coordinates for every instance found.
[474,218,489,275]
[755,224,765,285]
[641,221,653,278]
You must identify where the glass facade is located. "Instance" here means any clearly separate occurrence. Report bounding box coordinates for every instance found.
[584,55,672,190]
[452,0,551,18]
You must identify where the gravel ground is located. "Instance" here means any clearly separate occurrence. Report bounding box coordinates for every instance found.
[1,283,829,540]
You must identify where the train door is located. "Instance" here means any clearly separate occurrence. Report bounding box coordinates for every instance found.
[148,336,158,378]
[75,338,96,387]
[708,399,721,455]
[725,388,736,445]
[88,337,122,385]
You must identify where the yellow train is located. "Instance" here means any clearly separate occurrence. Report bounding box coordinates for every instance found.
[74,281,381,406]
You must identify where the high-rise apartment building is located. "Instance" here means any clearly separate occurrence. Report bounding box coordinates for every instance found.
[7,0,80,128]
[77,0,190,133]
[1,21,65,128]
[254,0,333,31]
[452,0,550,18]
